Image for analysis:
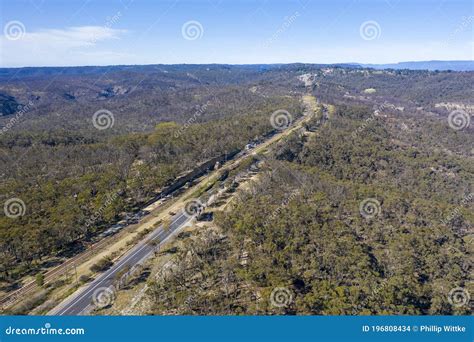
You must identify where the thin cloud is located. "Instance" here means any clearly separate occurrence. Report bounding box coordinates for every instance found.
[1,26,128,67]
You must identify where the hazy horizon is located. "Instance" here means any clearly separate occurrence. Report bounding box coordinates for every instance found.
[0,60,473,70]
[1,0,473,67]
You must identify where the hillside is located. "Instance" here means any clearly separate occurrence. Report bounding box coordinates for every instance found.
[0,65,472,316]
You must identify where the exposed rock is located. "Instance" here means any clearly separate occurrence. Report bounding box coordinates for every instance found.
[0,93,20,116]
[63,93,76,100]
[98,86,130,99]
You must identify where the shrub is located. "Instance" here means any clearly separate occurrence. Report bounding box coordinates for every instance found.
[90,257,113,273]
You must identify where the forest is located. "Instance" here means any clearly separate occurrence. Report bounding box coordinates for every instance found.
[0,65,472,315]
[146,104,472,315]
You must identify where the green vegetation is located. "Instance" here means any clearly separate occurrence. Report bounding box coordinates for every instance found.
[35,273,44,287]
[0,78,300,288]
[0,65,472,315]
[90,257,113,273]
[147,103,472,315]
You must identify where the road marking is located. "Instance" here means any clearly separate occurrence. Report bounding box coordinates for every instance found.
[52,109,314,315]
[55,213,190,315]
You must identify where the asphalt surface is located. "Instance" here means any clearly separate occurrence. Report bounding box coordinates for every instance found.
[50,107,314,316]
[52,211,191,315]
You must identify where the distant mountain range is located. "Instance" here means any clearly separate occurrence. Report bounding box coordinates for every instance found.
[358,60,474,71]
[0,61,472,80]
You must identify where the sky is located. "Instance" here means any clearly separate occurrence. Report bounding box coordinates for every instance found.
[0,0,472,67]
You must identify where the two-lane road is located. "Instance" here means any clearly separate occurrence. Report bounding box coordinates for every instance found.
[52,211,191,315]
[50,100,318,316]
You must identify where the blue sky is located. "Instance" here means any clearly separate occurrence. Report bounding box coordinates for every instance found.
[0,0,472,67]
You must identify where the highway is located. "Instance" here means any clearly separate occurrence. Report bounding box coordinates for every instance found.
[51,211,191,315]
[49,100,317,316]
